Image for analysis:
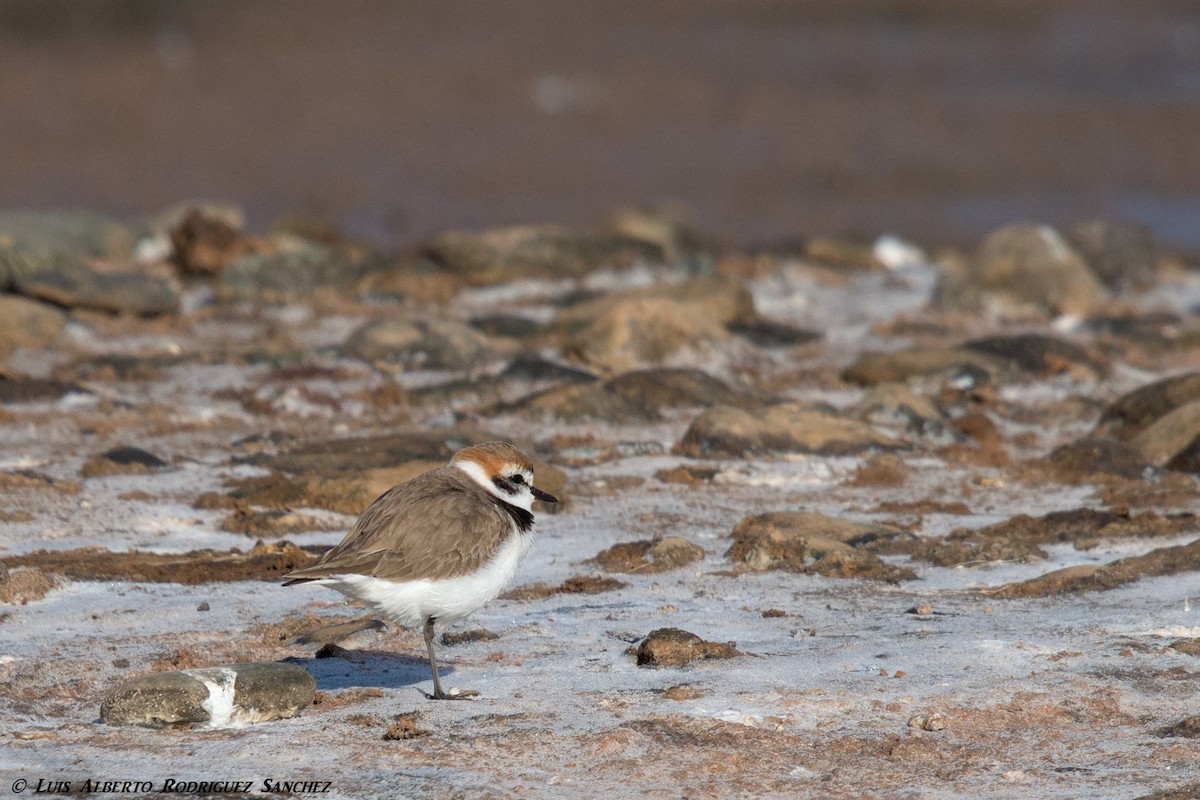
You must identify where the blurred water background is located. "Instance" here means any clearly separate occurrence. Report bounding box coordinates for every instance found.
[1,0,1197,247]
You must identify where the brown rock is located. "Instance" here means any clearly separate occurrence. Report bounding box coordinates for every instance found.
[239,432,456,474]
[1094,372,1200,442]
[0,295,66,352]
[554,275,757,334]
[1020,438,1152,484]
[988,537,1200,598]
[654,464,720,486]
[636,628,742,668]
[1129,401,1200,467]
[675,403,902,459]
[845,453,908,487]
[500,575,627,601]
[604,368,770,413]
[727,511,917,582]
[1,541,315,584]
[1168,639,1200,657]
[905,507,1196,568]
[841,347,1002,387]
[661,684,706,701]
[607,204,701,264]
[0,565,55,604]
[522,383,648,423]
[170,208,255,276]
[568,298,730,373]
[961,334,1107,379]
[591,537,705,574]
[805,235,884,271]
[383,711,431,740]
[1156,716,1200,739]
[0,373,90,404]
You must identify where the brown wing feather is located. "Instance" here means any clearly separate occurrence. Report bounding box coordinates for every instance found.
[282,467,513,583]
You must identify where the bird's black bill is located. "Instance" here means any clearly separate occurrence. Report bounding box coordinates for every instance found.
[532,486,558,503]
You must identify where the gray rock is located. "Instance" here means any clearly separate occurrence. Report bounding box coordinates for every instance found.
[520,382,651,422]
[841,346,1004,388]
[469,314,543,341]
[675,403,902,458]
[961,334,1107,379]
[935,223,1108,316]
[727,319,821,348]
[421,224,666,285]
[342,317,497,370]
[1,244,178,316]
[0,211,135,261]
[237,431,458,474]
[1069,219,1157,292]
[220,241,386,298]
[101,662,315,728]
[854,383,956,444]
[100,446,169,469]
[603,368,770,414]
[499,355,596,384]
[567,297,730,373]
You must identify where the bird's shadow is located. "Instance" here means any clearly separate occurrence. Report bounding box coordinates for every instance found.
[283,648,452,692]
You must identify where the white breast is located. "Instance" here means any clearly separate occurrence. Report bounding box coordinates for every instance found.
[315,530,532,627]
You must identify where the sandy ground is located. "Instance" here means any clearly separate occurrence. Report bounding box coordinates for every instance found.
[2,253,1200,799]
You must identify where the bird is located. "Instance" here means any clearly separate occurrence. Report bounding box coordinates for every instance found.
[282,441,557,700]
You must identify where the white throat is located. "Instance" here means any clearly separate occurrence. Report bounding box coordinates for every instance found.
[453,459,536,512]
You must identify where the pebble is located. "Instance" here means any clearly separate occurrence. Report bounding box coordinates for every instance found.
[907,713,946,731]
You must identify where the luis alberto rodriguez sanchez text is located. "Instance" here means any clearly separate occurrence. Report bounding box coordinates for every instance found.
[11,778,334,794]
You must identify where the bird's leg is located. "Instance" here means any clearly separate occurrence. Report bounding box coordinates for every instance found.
[423,616,446,700]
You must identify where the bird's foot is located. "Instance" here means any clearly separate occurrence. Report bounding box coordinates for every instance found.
[426,687,481,701]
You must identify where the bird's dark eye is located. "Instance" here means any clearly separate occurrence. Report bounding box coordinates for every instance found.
[510,474,526,484]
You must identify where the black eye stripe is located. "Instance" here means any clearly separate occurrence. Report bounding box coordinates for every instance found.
[492,473,533,494]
